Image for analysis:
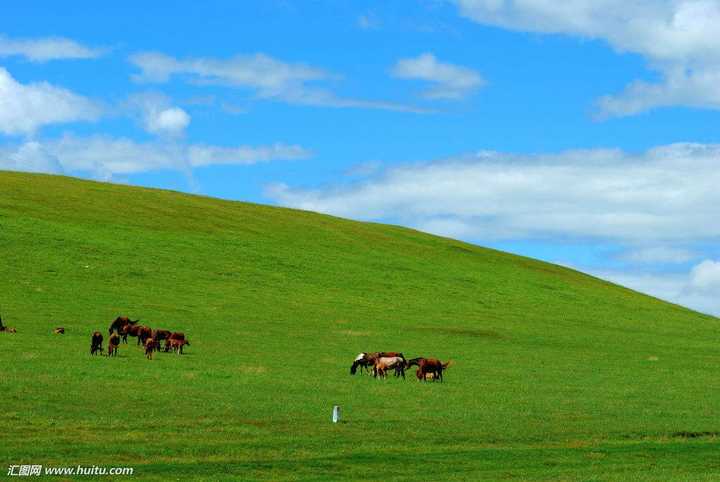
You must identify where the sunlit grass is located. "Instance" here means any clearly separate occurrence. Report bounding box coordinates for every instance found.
[1,170,719,480]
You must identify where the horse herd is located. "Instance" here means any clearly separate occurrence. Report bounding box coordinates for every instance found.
[351,352,451,382]
[91,316,190,360]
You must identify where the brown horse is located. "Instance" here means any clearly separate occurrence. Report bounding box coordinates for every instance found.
[108,333,120,357]
[108,316,139,336]
[90,331,103,355]
[407,357,451,382]
[53,327,65,334]
[120,324,141,344]
[144,338,158,359]
[164,332,186,352]
[137,326,153,346]
[151,329,171,346]
[167,338,190,354]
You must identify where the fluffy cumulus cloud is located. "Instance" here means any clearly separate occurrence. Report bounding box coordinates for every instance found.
[0,34,103,62]
[688,260,720,292]
[454,0,720,116]
[391,53,484,99]
[127,92,190,137]
[128,51,424,112]
[267,142,720,243]
[0,135,311,180]
[0,68,101,135]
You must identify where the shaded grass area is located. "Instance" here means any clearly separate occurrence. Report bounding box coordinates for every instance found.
[1,171,719,480]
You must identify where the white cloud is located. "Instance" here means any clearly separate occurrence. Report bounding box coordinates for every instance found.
[454,0,720,116]
[127,92,190,137]
[619,246,696,264]
[0,35,103,62]
[0,135,311,180]
[128,51,425,112]
[267,143,720,243]
[0,68,101,135]
[595,259,720,315]
[391,53,484,99]
[689,260,720,292]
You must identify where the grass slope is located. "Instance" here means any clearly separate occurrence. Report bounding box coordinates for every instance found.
[1,170,719,481]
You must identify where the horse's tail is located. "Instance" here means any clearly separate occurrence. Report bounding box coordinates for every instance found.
[350,361,358,375]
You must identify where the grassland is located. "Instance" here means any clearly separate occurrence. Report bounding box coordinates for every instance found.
[1,170,719,481]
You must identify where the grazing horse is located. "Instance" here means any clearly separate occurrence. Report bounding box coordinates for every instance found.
[108,334,120,357]
[408,357,451,382]
[53,327,65,334]
[90,331,103,355]
[168,338,189,354]
[373,356,407,379]
[108,316,139,336]
[144,338,158,360]
[137,326,153,346]
[164,332,186,352]
[350,352,405,375]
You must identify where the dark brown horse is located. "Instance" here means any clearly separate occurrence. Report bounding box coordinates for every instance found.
[108,333,120,357]
[120,323,141,344]
[90,331,103,355]
[108,316,139,336]
[407,357,451,382]
[137,326,153,346]
[151,329,171,346]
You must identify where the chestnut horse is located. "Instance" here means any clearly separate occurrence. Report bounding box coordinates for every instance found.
[108,334,120,357]
[407,357,451,382]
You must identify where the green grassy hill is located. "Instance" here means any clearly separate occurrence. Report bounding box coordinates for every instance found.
[1,170,719,481]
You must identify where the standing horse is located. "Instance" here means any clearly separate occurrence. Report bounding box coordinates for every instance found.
[373,356,407,379]
[108,316,139,336]
[350,352,406,375]
[108,334,120,357]
[90,331,104,355]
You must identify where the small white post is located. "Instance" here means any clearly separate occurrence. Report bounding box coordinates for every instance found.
[332,405,341,423]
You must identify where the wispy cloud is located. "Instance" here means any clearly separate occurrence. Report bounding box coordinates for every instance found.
[0,34,104,62]
[391,53,484,100]
[0,67,101,136]
[454,0,720,116]
[0,135,311,180]
[593,258,720,316]
[128,51,425,112]
[267,143,720,243]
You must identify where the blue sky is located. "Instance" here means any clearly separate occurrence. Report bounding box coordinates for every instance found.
[2,1,720,314]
